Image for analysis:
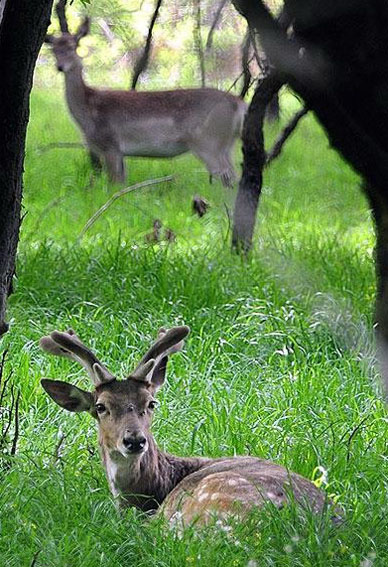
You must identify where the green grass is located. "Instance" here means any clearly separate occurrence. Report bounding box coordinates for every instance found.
[1,87,387,567]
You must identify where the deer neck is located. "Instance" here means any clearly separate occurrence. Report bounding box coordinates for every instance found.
[63,63,91,130]
[100,438,209,513]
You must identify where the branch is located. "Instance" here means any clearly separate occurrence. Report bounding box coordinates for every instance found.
[248,26,266,74]
[265,107,309,165]
[193,0,206,87]
[30,551,41,567]
[0,351,20,463]
[131,0,163,90]
[52,432,66,464]
[239,29,252,99]
[55,0,69,34]
[10,389,20,456]
[97,18,115,45]
[226,53,255,94]
[205,0,228,51]
[79,175,174,238]
[37,141,85,154]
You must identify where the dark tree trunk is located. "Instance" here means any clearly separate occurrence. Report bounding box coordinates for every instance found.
[232,72,283,251]
[266,92,280,122]
[233,0,388,395]
[364,185,388,394]
[0,0,53,336]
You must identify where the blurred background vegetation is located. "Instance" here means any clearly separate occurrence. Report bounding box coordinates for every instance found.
[37,0,280,91]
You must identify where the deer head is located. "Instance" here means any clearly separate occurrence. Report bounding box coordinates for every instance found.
[40,326,189,459]
[45,0,90,73]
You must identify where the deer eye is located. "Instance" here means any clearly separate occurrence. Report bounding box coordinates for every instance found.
[95,403,106,414]
[148,401,157,411]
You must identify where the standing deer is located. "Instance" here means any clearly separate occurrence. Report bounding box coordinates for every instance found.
[44,1,247,186]
[40,326,337,526]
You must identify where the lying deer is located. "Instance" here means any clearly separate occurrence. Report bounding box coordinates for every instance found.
[40,326,337,526]
[44,1,247,186]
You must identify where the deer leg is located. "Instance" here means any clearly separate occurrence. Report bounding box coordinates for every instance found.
[89,150,103,174]
[104,152,126,184]
[219,152,236,188]
[191,146,236,188]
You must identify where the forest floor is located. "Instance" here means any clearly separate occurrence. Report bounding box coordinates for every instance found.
[1,90,387,567]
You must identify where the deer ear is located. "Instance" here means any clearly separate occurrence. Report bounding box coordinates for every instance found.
[150,356,168,392]
[74,17,90,44]
[41,379,94,413]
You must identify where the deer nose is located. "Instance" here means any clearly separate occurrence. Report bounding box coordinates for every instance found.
[123,435,147,454]
[57,65,64,72]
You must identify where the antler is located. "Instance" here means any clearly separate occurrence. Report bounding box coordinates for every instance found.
[56,0,69,34]
[130,326,190,384]
[40,329,115,386]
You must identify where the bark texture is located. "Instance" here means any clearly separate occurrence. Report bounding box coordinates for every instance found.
[233,0,388,395]
[0,0,53,335]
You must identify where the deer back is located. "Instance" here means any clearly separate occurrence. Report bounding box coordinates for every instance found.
[160,456,330,526]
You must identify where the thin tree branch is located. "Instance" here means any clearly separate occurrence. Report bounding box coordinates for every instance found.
[239,29,252,98]
[205,0,228,51]
[226,53,255,94]
[79,175,174,238]
[0,350,7,395]
[52,432,66,464]
[248,27,265,74]
[55,0,69,34]
[10,390,20,456]
[265,107,309,165]
[37,141,85,154]
[131,0,163,90]
[0,350,19,464]
[30,551,41,567]
[193,0,206,87]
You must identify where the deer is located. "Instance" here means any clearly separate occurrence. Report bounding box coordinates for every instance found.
[40,325,339,527]
[44,1,247,186]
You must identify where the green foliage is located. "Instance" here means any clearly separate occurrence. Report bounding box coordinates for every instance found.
[1,88,387,566]
[36,0,246,90]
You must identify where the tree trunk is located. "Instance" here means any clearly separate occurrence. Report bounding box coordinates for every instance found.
[233,0,388,394]
[0,0,53,336]
[364,185,388,396]
[266,92,280,122]
[232,73,283,252]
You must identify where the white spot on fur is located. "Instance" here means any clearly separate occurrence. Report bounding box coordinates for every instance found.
[169,511,184,538]
[228,479,238,486]
[211,492,220,501]
[198,492,209,502]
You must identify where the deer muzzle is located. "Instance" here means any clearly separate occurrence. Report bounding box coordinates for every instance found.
[122,432,148,455]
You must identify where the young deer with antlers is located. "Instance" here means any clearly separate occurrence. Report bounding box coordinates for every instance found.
[44,1,246,186]
[40,326,336,526]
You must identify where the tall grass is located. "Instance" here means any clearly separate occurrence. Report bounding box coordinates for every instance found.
[1,89,387,567]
